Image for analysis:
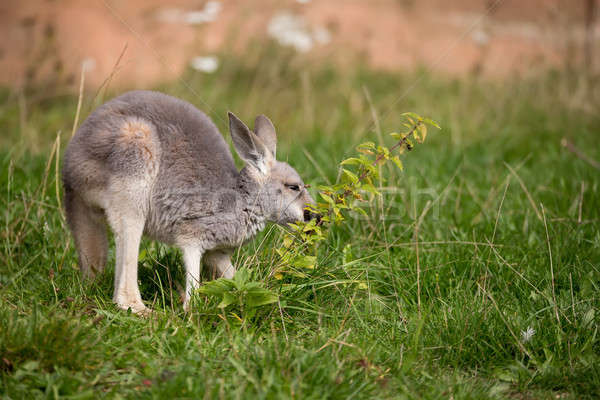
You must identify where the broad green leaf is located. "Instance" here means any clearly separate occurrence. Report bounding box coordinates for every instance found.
[390,132,403,141]
[233,268,250,288]
[317,185,334,191]
[138,249,148,263]
[218,292,237,308]
[320,193,335,204]
[342,168,359,184]
[423,117,441,129]
[340,157,362,166]
[357,142,376,155]
[244,282,263,290]
[362,183,380,195]
[391,156,403,170]
[402,111,422,121]
[283,235,294,248]
[582,308,595,327]
[198,279,235,295]
[413,129,421,142]
[419,124,427,142]
[357,141,376,150]
[292,255,316,269]
[246,289,279,308]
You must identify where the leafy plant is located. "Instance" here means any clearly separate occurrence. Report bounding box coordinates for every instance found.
[275,112,441,279]
[196,267,279,321]
[197,112,440,313]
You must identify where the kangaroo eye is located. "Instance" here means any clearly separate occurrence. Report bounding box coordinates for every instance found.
[286,184,301,191]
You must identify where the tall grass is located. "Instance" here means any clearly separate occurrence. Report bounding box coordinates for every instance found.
[1,48,599,398]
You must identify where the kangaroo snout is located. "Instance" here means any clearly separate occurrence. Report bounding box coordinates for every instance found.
[303,208,321,223]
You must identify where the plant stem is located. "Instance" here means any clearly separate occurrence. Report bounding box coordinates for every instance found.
[341,121,422,199]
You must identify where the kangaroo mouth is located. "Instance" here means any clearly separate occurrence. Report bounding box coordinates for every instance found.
[303,209,321,223]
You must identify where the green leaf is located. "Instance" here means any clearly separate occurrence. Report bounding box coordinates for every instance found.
[340,157,362,166]
[233,268,251,289]
[419,124,427,142]
[303,221,318,232]
[283,235,294,248]
[138,249,148,263]
[320,193,335,204]
[357,141,376,150]
[401,111,422,121]
[218,292,237,308]
[353,206,368,216]
[289,222,301,230]
[377,145,390,159]
[342,168,359,184]
[317,185,334,191]
[342,244,354,264]
[423,117,441,129]
[292,255,316,269]
[390,132,402,141]
[582,308,595,327]
[246,289,279,308]
[356,142,376,155]
[21,360,40,372]
[391,156,403,170]
[361,183,380,195]
[244,282,263,290]
[413,129,421,142]
[198,279,235,296]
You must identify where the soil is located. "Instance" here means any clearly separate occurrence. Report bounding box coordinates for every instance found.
[0,0,595,90]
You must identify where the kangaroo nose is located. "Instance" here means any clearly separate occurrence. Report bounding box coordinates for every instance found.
[303,209,322,223]
[303,209,312,222]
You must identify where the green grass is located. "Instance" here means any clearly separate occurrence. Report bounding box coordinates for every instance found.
[1,49,599,398]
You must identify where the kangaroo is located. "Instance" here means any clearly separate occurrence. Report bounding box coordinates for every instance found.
[62,90,316,314]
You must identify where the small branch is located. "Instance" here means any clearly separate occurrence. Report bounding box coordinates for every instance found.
[561,138,600,170]
[342,122,421,198]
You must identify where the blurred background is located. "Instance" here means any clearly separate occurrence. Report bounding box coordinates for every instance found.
[1,0,597,90]
[2,0,599,154]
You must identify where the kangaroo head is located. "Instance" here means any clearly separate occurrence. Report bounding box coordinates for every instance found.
[228,112,316,225]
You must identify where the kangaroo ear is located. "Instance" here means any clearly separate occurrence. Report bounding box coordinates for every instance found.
[228,111,272,175]
[254,115,276,158]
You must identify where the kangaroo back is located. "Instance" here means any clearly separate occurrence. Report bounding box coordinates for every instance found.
[63,90,237,201]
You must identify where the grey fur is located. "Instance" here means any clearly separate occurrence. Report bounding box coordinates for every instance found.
[62,90,315,313]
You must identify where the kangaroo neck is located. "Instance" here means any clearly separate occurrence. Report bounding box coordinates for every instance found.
[233,172,268,242]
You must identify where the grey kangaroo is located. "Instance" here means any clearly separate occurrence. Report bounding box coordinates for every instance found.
[62,90,316,314]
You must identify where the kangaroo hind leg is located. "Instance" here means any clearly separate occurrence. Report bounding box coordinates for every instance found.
[106,205,148,315]
[64,189,108,280]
